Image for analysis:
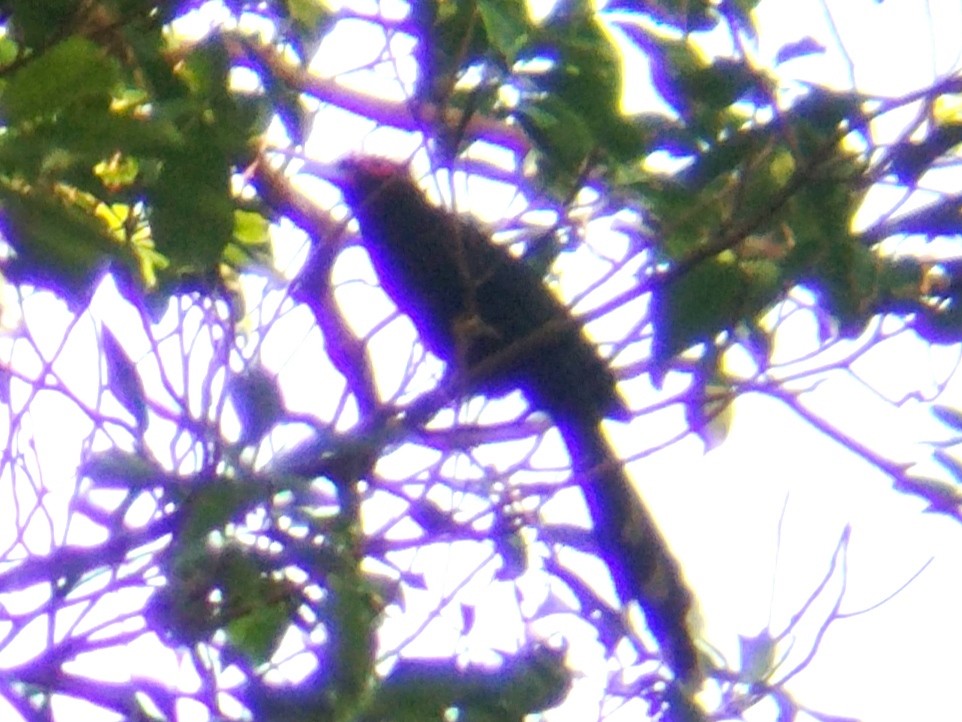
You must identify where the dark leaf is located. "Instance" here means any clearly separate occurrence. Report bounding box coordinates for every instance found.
[888,123,962,186]
[0,364,10,403]
[229,365,284,445]
[6,0,79,48]
[775,37,827,65]
[932,404,962,431]
[792,87,865,141]
[934,448,962,478]
[101,326,148,431]
[409,498,455,534]
[494,525,528,581]
[460,603,476,635]
[738,630,776,683]
[80,448,166,490]
[895,476,962,514]
[413,0,497,107]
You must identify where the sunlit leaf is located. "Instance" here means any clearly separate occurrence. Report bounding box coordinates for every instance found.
[287,0,331,29]
[233,209,271,246]
[0,184,137,304]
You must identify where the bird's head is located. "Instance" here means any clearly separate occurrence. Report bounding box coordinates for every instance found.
[321,156,411,209]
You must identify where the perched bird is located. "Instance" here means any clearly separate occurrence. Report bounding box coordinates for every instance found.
[323,157,700,684]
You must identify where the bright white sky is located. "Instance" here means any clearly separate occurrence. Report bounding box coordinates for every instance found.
[2,1,962,721]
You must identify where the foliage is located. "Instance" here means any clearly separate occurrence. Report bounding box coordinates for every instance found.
[0,1,959,720]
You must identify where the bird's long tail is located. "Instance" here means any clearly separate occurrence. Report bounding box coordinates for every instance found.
[558,416,701,686]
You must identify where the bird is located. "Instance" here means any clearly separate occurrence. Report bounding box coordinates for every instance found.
[321,157,700,685]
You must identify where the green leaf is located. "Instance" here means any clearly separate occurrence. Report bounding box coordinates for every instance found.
[517,94,595,181]
[95,156,141,189]
[683,59,757,110]
[652,260,748,365]
[327,569,379,710]
[225,595,291,665]
[44,105,180,160]
[633,178,722,259]
[526,7,646,162]
[477,0,531,63]
[875,256,923,307]
[2,37,118,122]
[0,185,136,304]
[681,127,766,191]
[180,479,263,544]
[0,35,20,67]
[286,0,332,30]
[233,209,271,246]
[143,38,252,274]
[786,174,873,331]
[221,548,295,665]
[150,130,233,272]
[367,647,569,720]
[179,38,231,101]
[490,646,569,715]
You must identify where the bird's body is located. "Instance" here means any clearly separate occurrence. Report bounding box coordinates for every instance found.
[329,158,699,685]
[336,159,626,428]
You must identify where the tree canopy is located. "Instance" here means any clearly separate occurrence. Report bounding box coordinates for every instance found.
[0,1,959,720]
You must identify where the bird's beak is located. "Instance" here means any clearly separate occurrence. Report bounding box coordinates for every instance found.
[302,159,350,189]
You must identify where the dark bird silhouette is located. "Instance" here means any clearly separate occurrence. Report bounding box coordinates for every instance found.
[325,158,700,685]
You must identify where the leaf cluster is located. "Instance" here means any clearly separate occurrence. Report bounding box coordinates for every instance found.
[0,1,273,309]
